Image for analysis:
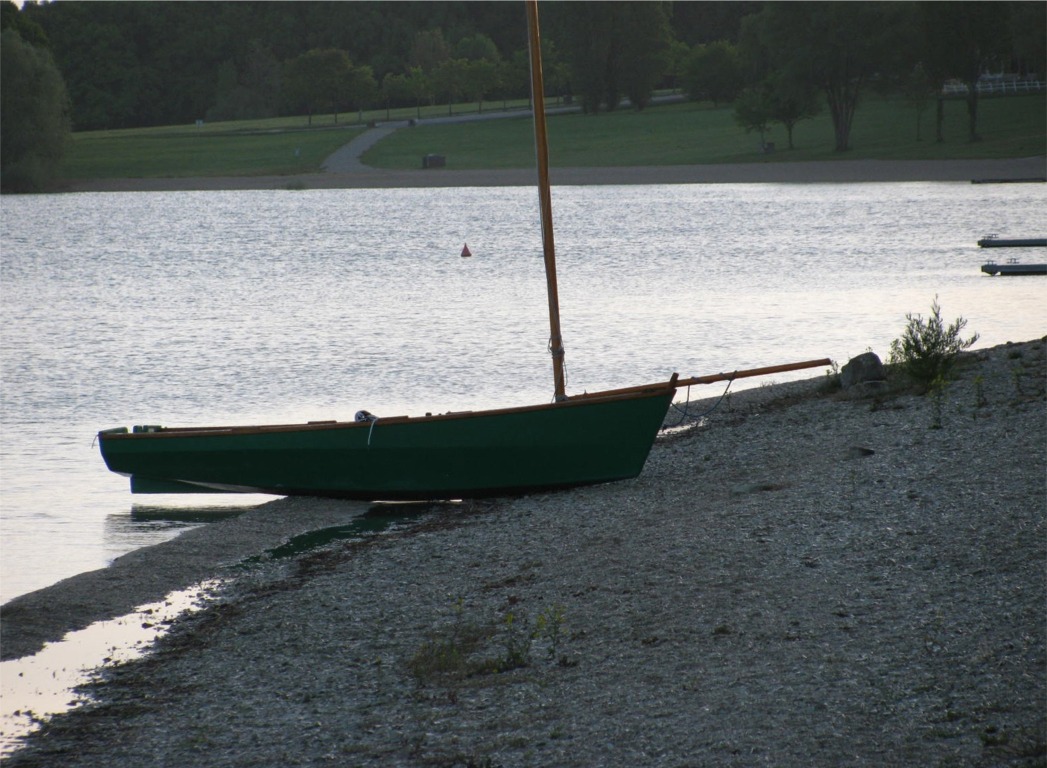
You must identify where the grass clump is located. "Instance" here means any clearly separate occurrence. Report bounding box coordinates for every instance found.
[888,296,979,390]
[407,599,493,682]
[407,600,572,684]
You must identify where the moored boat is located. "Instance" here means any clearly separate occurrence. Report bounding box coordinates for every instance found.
[99,382,677,499]
[98,358,831,499]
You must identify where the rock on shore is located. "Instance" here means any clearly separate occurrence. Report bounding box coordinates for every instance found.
[7,339,1045,768]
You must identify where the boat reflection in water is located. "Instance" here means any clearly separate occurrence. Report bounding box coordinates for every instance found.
[101,504,255,556]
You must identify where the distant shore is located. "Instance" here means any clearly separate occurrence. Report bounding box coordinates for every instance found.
[62,155,1047,193]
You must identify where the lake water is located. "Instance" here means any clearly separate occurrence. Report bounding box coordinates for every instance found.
[1,182,1045,603]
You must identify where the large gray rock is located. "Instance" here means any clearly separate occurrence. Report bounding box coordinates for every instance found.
[840,351,886,389]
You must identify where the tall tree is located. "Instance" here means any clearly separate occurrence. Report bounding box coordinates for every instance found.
[432,57,469,115]
[500,52,531,108]
[765,72,821,149]
[1,28,70,192]
[1007,2,1046,78]
[410,28,451,74]
[919,2,1012,143]
[346,64,378,119]
[901,63,935,142]
[19,2,534,129]
[733,84,773,150]
[616,2,671,110]
[552,3,614,113]
[282,48,351,125]
[670,1,761,47]
[663,39,691,91]
[455,32,500,63]
[241,41,282,118]
[0,0,47,47]
[743,3,911,152]
[380,72,409,120]
[405,66,432,118]
[553,2,671,113]
[683,40,744,105]
[207,41,281,122]
[463,59,499,113]
[28,3,154,129]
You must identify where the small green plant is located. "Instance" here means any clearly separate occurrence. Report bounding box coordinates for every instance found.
[496,610,531,672]
[408,600,574,682]
[1012,364,1025,397]
[534,604,567,662]
[888,296,979,389]
[973,375,988,409]
[407,599,492,682]
[929,375,947,429]
[822,360,841,392]
[407,626,485,681]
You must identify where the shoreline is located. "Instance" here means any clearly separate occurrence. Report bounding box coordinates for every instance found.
[2,339,1044,658]
[4,339,1044,766]
[60,156,1047,193]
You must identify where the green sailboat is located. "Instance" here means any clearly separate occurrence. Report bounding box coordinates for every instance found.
[97,2,828,500]
[99,383,677,500]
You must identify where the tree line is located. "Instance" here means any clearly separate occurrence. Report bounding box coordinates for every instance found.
[4,1,750,131]
[2,1,1044,192]
[689,2,1045,152]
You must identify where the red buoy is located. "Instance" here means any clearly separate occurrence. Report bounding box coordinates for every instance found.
[461,243,472,258]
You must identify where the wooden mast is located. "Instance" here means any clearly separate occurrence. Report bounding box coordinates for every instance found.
[526,0,567,401]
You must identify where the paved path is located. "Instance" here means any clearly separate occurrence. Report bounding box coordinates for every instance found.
[321,122,408,173]
[319,102,586,173]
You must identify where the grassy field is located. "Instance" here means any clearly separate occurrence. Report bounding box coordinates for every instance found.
[62,124,365,180]
[60,99,536,180]
[365,94,1047,169]
[60,92,1045,180]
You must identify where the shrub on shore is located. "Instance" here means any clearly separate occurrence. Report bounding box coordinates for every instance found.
[887,295,975,391]
[888,296,979,390]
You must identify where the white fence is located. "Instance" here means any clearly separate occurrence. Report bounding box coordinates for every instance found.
[942,80,1045,96]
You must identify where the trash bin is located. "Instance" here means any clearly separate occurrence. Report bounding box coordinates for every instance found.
[422,154,446,169]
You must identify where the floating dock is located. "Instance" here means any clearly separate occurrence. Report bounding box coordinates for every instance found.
[970,177,1046,184]
[981,259,1047,276]
[977,235,1047,248]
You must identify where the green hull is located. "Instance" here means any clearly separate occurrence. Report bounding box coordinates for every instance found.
[98,384,675,500]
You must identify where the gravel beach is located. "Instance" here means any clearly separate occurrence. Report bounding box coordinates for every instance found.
[5,338,1044,767]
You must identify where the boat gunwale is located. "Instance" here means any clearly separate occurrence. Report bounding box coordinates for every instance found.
[98,380,678,440]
